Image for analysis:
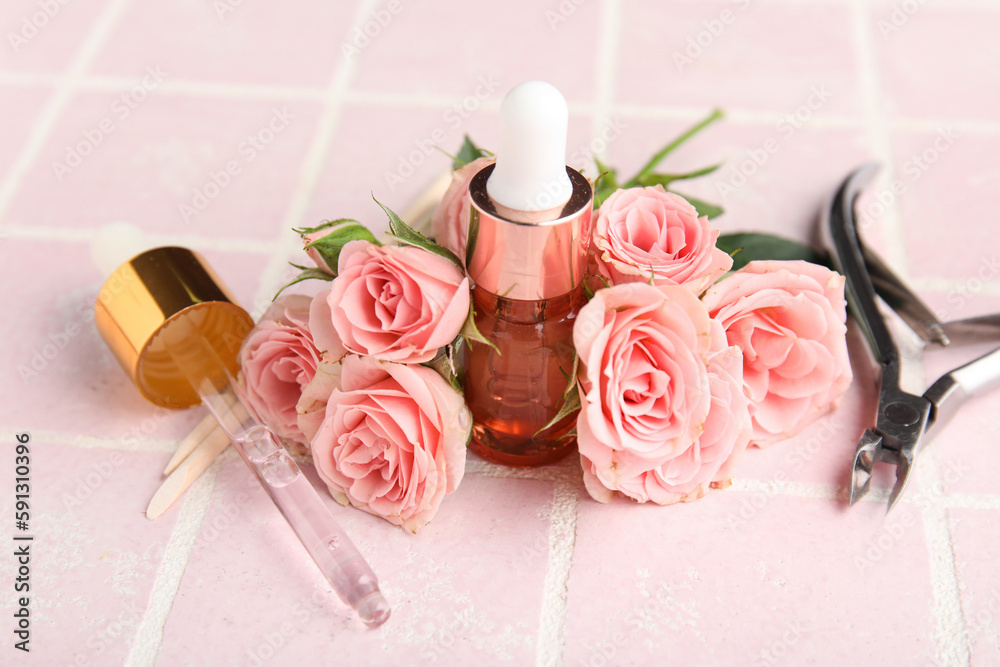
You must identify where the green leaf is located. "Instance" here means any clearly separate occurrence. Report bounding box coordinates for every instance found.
[636,163,722,189]
[533,385,581,438]
[562,352,579,400]
[273,266,334,299]
[459,305,499,355]
[623,109,725,188]
[373,197,465,269]
[293,218,361,235]
[303,223,379,273]
[716,233,827,272]
[453,135,490,169]
[593,158,620,208]
[674,192,724,220]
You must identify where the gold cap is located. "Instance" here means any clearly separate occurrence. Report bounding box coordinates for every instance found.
[94,246,255,409]
[466,163,592,301]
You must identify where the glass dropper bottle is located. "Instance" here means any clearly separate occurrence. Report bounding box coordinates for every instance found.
[463,82,593,467]
[91,223,390,627]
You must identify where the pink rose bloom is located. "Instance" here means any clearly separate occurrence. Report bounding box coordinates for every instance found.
[575,282,714,497]
[430,156,494,262]
[592,186,732,295]
[239,295,321,455]
[311,355,470,533]
[309,240,470,364]
[701,259,852,447]
[583,320,752,504]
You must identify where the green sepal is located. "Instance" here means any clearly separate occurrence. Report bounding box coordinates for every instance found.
[273,266,334,299]
[533,384,582,438]
[452,135,491,169]
[303,223,379,273]
[715,232,827,272]
[459,304,499,355]
[593,157,620,209]
[293,218,361,235]
[373,197,464,269]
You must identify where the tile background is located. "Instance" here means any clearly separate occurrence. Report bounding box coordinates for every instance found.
[1,0,998,665]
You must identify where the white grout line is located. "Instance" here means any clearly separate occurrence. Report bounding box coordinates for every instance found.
[0,0,134,227]
[0,222,278,255]
[589,0,622,162]
[36,430,176,453]
[125,461,223,667]
[915,457,973,666]
[3,70,1000,137]
[850,0,910,275]
[535,472,582,667]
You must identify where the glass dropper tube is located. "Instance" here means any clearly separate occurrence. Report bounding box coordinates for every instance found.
[156,311,391,628]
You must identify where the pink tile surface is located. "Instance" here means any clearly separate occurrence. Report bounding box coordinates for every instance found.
[348,0,602,104]
[5,91,322,239]
[951,510,1000,666]
[0,441,176,667]
[88,0,361,87]
[0,0,113,74]
[2,1,999,665]
[565,493,938,665]
[616,0,864,118]
[156,461,554,666]
[872,3,1000,123]
[0,85,52,182]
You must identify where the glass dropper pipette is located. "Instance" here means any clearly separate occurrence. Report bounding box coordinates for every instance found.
[91,225,390,627]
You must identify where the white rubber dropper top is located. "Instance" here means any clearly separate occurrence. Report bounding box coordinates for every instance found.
[90,221,149,275]
[487,81,573,213]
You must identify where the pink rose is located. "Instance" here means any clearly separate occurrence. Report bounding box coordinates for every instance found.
[296,360,342,446]
[309,240,471,364]
[576,282,733,503]
[239,295,321,455]
[311,355,470,533]
[430,157,494,262]
[592,186,732,295]
[701,259,852,447]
